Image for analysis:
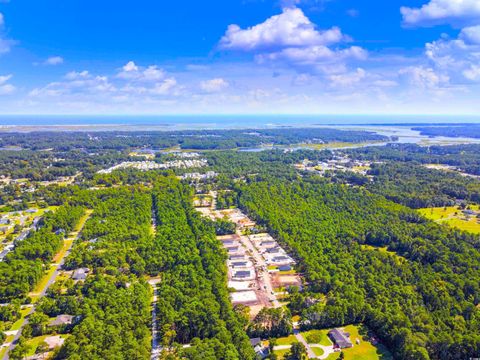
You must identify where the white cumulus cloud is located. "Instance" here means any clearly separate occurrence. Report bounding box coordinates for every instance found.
[219,7,366,79]
[0,74,15,95]
[200,78,229,93]
[460,25,480,44]
[399,66,449,89]
[329,68,366,87]
[220,7,346,51]
[44,56,64,65]
[29,63,181,104]
[463,65,480,80]
[0,12,14,55]
[425,32,480,82]
[117,61,166,82]
[0,74,12,85]
[401,0,480,26]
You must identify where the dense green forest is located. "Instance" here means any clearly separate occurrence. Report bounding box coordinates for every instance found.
[238,179,480,360]
[0,127,385,181]
[48,188,153,360]
[3,130,480,359]
[152,178,255,359]
[348,143,480,176]
[0,149,129,181]
[413,125,480,139]
[364,162,480,208]
[0,128,387,151]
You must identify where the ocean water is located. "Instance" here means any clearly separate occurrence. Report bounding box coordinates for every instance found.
[0,115,480,129]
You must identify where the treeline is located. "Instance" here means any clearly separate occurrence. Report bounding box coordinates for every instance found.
[365,162,480,208]
[0,128,388,152]
[238,179,480,359]
[347,143,480,176]
[64,188,154,274]
[152,177,255,359]
[216,190,237,209]
[0,148,129,181]
[205,151,298,181]
[413,125,480,139]
[0,204,84,302]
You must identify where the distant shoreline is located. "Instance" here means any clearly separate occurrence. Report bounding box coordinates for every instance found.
[1,114,480,130]
[1,118,480,132]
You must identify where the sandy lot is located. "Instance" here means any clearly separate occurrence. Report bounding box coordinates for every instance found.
[231,291,258,304]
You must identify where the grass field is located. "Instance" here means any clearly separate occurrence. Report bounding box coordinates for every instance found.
[301,329,331,346]
[25,334,69,356]
[312,346,325,356]
[418,206,480,234]
[298,141,384,150]
[326,325,392,360]
[30,265,57,301]
[275,334,299,346]
[273,348,290,359]
[360,245,405,263]
[10,307,32,331]
[25,335,48,356]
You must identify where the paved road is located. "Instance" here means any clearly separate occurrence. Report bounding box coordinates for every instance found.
[294,330,317,359]
[148,278,161,360]
[1,211,92,360]
[236,231,280,308]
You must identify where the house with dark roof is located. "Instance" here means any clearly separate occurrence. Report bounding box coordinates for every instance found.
[227,246,240,253]
[234,270,251,279]
[231,261,248,268]
[272,256,290,263]
[250,338,268,358]
[55,228,66,236]
[463,210,476,216]
[48,314,74,327]
[72,267,90,281]
[328,328,353,348]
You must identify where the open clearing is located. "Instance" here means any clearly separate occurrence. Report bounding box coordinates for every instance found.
[418,205,480,234]
[325,325,392,360]
[273,325,392,360]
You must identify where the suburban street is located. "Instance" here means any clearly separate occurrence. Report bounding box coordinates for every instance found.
[148,278,162,360]
[1,210,92,360]
[236,231,281,308]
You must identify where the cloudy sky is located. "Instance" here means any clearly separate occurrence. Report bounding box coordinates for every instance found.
[1,0,480,115]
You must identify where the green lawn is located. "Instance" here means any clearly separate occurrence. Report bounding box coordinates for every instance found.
[418,206,480,234]
[10,307,31,331]
[311,346,325,356]
[303,325,393,360]
[25,334,69,357]
[30,265,57,302]
[338,325,392,360]
[279,269,297,275]
[25,335,48,356]
[273,348,290,359]
[275,334,298,346]
[301,329,331,346]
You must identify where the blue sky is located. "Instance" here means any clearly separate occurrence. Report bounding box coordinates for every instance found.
[0,0,480,115]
